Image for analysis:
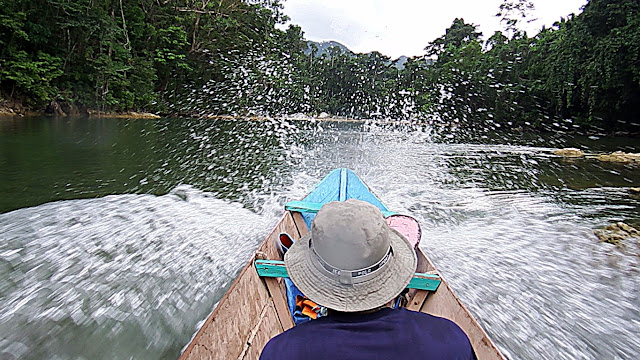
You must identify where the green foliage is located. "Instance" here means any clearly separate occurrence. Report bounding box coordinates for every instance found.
[425,18,483,59]
[0,0,288,112]
[0,51,63,101]
[512,0,640,130]
[399,0,640,132]
[0,0,637,134]
[497,0,536,37]
[155,26,191,69]
[0,10,29,48]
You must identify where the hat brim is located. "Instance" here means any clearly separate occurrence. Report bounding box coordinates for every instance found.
[284,227,417,312]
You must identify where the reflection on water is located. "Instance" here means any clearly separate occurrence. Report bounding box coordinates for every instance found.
[0,117,308,213]
[0,117,639,359]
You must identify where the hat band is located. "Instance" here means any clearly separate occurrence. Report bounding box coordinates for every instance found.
[309,239,393,285]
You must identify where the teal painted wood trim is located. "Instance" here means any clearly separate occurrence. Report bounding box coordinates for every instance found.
[298,169,391,229]
[300,169,342,229]
[344,169,389,212]
[407,274,442,292]
[285,201,397,217]
[255,260,441,291]
[339,168,347,202]
[285,200,323,213]
[255,260,289,278]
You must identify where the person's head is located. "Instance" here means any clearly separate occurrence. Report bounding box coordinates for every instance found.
[284,199,417,312]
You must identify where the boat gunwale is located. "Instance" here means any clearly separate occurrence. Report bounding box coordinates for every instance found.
[178,212,292,360]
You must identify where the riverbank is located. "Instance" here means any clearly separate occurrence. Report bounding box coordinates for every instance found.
[0,100,40,117]
[1,101,639,137]
[0,102,160,119]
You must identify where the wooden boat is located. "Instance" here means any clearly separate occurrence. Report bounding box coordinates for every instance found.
[179,169,506,360]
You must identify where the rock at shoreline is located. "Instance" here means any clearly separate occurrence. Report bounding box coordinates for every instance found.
[45,100,67,117]
[553,148,585,157]
[553,148,640,164]
[597,151,640,163]
[594,222,640,247]
[630,188,640,194]
[0,103,18,117]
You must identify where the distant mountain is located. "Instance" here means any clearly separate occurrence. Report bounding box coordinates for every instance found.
[304,40,354,57]
[393,56,408,70]
[304,40,411,70]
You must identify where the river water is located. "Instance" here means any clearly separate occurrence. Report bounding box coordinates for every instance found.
[0,116,638,359]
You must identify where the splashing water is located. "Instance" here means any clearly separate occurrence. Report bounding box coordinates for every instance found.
[0,187,277,359]
[0,117,638,359]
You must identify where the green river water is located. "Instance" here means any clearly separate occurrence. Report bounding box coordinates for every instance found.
[0,116,639,359]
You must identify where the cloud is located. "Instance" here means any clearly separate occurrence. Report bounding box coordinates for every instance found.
[283,1,369,46]
[281,0,587,58]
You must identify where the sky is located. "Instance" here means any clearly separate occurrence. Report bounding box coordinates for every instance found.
[279,0,588,59]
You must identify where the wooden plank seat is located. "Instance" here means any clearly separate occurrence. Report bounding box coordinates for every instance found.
[255,260,442,292]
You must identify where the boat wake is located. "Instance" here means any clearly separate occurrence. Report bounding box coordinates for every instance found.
[0,186,274,359]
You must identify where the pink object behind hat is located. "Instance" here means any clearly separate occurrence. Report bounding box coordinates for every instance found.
[385,215,421,249]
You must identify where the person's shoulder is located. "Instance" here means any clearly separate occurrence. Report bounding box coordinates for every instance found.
[399,308,460,325]
[259,330,291,360]
[259,333,282,360]
[398,309,476,359]
[259,321,317,360]
[398,309,472,338]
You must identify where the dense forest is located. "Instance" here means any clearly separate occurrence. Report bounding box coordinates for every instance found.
[1,0,639,133]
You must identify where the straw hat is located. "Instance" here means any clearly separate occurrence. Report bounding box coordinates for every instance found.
[284,199,417,312]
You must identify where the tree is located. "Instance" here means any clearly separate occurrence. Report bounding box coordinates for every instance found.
[425,18,482,60]
[497,0,537,38]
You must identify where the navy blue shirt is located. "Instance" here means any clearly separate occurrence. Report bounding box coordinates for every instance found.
[260,308,477,360]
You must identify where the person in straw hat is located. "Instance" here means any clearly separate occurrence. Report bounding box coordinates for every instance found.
[260,199,476,360]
